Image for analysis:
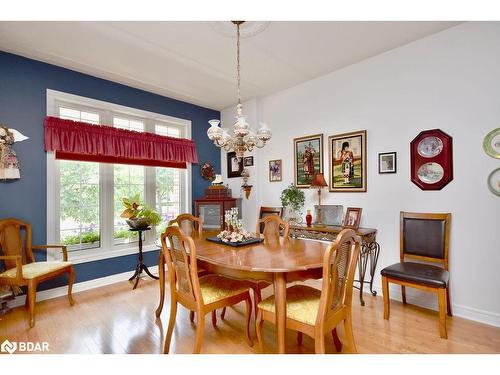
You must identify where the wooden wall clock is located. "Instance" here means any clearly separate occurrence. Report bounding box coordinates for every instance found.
[410,129,453,190]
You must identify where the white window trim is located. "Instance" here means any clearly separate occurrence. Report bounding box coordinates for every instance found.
[46,89,192,264]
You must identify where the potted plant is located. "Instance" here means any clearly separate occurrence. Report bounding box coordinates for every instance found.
[120,194,162,230]
[280,184,305,224]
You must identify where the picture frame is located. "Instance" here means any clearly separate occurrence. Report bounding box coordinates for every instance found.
[226,151,243,178]
[410,129,453,190]
[293,134,323,188]
[328,130,367,192]
[378,152,397,174]
[243,156,254,167]
[342,207,362,230]
[269,159,282,182]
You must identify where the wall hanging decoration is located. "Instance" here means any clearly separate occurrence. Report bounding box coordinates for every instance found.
[269,159,282,182]
[0,125,29,180]
[328,130,367,192]
[227,151,243,178]
[378,152,397,174]
[483,128,500,159]
[241,168,252,199]
[343,207,363,230]
[487,167,500,196]
[294,134,323,188]
[243,156,254,167]
[410,129,453,190]
[200,162,216,182]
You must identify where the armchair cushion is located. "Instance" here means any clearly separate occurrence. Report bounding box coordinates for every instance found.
[0,261,72,280]
[258,284,322,326]
[199,274,252,305]
[381,262,449,288]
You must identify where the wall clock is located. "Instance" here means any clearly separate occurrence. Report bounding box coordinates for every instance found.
[410,129,453,190]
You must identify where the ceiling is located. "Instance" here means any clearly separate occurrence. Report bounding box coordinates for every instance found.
[0,21,461,110]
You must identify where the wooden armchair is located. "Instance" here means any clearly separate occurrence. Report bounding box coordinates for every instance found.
[381,212,452,338]
[0,218,75,327]
[161,226,253,353]
[256,229,361,353]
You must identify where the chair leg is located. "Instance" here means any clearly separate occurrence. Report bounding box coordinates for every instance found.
[401,285,407,305]
[245,296,254,347]
[255,309,265,353]
[221,307,227,320]
[155,254,165,318]
[344,313,357,353]
[163,300,178,354]
[253,285,262,320]
[27,280,37,328]
[438,288,448,339]
[297,332,303,346]
[382,276,390,320]
[314,331,325,354]
[446,285,452,317]
[332,328,342,352]
[193,312,205,354]
[211,310,217,328]
[68,267,75,305]
[190,311,195,323]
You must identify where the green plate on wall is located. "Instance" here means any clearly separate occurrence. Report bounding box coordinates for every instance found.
[483,128,500,159]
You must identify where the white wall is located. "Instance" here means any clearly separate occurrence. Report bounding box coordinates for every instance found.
[221,22,500,326]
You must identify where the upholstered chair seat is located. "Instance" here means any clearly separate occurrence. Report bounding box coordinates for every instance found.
[199,275,253,305]
[0,261,72,280]
[258,285,324,325]
[381,262,449,288]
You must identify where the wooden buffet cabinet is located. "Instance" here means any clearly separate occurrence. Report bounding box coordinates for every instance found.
[194,186,241,231]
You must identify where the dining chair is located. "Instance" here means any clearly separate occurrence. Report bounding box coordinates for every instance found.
[0,218,75,327]
[161,225,254,354]
[381,212,452,338]
[255,228,361,354]
[258,206,283,234]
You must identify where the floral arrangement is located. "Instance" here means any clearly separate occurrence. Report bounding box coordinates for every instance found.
[217,207,253,243]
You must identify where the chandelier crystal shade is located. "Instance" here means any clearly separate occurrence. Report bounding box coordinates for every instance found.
[207,21,272,159]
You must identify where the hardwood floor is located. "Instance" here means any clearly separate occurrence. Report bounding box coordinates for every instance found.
[1,277,499,354]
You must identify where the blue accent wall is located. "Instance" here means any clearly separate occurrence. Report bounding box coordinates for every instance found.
[0,51,220,289]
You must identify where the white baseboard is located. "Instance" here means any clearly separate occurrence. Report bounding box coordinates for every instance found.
[8,267,500,328]
[371,284,500,328]
[8,265,159,309]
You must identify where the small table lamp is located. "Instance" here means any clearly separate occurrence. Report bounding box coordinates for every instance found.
[310,173,328,226]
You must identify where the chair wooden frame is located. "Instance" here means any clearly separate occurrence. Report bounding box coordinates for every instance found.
[160,226,253,354]
[382,212,452,339]
[168,213,203,236]
[259,206,283,219]
[256,215,290,239]
[0,218,75,327]
[255,229,362,354]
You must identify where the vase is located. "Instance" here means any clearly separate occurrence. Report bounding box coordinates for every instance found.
[306,210,313,227]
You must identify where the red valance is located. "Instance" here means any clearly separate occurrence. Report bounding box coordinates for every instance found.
[44,116,198,169]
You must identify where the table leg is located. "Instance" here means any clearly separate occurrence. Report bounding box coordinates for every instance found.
[273,272,287,354]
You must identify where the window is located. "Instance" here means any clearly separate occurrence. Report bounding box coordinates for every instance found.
[47,90,191,262]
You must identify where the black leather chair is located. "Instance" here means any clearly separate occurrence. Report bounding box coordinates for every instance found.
[381,212,452,339]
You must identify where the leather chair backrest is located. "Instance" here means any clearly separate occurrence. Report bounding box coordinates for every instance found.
[403,217,446,259]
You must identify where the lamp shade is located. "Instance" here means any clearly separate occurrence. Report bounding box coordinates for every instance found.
[310,172,328,187]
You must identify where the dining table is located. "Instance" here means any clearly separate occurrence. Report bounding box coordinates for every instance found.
[156,231,331,354]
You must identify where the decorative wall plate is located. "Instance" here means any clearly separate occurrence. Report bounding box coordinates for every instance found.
[483,128,500,159]
[410,129,453,190]
[487,168,500,196]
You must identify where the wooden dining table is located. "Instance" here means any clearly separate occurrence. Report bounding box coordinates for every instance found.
[158,231,331,354]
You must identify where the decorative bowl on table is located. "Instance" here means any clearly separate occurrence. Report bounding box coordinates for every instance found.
[126,218,151,230]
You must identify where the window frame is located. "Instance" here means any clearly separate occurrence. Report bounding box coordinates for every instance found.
[46,89,192,263]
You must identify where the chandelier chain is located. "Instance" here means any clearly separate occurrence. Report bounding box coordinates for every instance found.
[237,22,241,106]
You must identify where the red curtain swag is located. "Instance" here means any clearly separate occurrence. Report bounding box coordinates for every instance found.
[44,116,198,168]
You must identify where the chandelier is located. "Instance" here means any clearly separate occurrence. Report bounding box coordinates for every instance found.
[207,21,272,160]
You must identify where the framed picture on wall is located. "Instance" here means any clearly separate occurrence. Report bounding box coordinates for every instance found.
[379,152,397,174]
[293,134,323,188]
[243,156,254,167]
[269,159,282,182]
[227,151,243,178]
[328,130,367,192]
[342,207,362,230]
